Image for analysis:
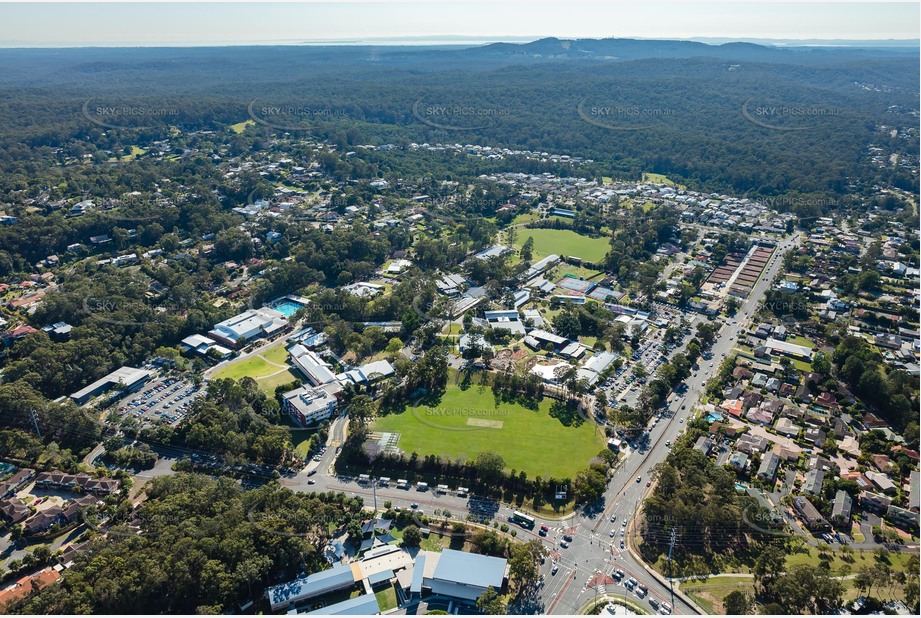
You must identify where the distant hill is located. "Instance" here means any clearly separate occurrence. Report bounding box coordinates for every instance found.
[0,38,916,206]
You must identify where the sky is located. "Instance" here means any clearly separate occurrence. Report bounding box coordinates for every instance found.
[0,1,918,47]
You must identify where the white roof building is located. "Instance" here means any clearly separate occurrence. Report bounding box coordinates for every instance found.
[180,334,233,358]
[336,360,396,385]
[208,307,288,347]
[289,344,338,386]
[70,366,151,404]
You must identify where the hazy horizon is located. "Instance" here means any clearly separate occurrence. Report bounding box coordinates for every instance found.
[1,2,918,48]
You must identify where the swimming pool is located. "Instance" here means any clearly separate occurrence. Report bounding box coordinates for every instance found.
[706,412,723,422]
[272,301,305,317]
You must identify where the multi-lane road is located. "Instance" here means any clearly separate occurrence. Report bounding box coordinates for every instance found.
[292,233,802,615]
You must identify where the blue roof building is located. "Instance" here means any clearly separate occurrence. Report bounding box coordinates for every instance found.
[302,593,380,615]
[425,549,507,601]
[267,563,356,611]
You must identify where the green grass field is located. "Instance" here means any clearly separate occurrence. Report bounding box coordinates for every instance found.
[642,172,685,189]
[256,369,298,395]
[211,342,296,395]
[120,146,147,161]
[212,354,279,381]
[260,341,290,365]
[513,229,610,263]
[230,119,255,133]
[509,212,541,226]
[372,383,605,478]
[681,576,755,614]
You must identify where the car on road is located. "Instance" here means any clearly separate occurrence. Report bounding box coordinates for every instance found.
[560,541,569,549]
[609,529,616,537]
[306,479,315,485]
[636,476,642,483]
[307,469,317,476]
[563,534,573,542]
[679,418,684,423]
[620,540,625,549]
[610,515,617,522]
[646,481,651,487]
[410,503,418,509]
[612,569,624,580]
[539,525,549,536]
[660,602,672,614]
[649,598,659,610]
[551,565,559,575]
[625,578,637,590]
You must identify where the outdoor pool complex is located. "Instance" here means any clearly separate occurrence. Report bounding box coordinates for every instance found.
[271,300,306,317]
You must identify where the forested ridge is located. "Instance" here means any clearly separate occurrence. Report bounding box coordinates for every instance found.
[0,40,916,210]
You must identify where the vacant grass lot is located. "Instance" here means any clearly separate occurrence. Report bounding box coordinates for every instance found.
[372,383,605,479]
[513,228,610,263]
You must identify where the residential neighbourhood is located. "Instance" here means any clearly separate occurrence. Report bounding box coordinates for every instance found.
[0,21,917,616]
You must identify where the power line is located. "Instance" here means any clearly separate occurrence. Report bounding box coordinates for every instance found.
[29,409,42,440]
[667,527,677,607]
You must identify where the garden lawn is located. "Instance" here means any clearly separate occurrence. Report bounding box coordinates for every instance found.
[372,383,605,479]
[375,587,398,612]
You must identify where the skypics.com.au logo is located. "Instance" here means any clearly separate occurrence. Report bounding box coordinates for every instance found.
[577,98,675,131]
[247,100,349,131]
[83,98,179,130]
[741,97,843,132]
[412,97,509,131]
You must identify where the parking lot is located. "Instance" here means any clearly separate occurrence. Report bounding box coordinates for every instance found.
[115,375,204,427]
[597,303,701,408]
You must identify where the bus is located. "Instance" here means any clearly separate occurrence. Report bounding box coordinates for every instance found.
[510,511,535,529]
